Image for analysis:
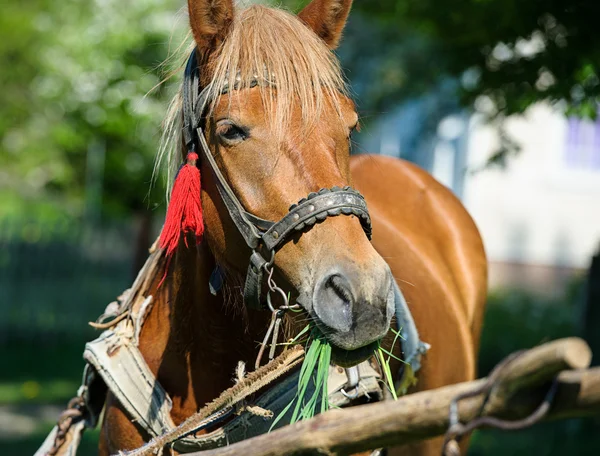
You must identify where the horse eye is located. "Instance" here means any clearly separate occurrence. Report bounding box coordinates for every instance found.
[216,120,249,145]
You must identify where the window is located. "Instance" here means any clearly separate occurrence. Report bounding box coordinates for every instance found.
[564,117,600,170]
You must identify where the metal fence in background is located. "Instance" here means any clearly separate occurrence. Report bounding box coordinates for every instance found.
[0,218,138,342]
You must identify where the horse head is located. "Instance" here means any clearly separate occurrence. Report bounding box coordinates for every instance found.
[172,0,394,365]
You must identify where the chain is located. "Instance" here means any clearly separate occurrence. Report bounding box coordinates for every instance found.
[441,350,559,455]
[255,260,301,370]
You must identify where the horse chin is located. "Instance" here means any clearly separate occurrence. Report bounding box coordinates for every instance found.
[330,341,379,368]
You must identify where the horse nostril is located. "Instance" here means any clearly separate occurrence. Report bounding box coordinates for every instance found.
[327,274,353,306]
[313,272,355,333]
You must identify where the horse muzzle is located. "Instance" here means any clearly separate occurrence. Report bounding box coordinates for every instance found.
[310,264,395,355]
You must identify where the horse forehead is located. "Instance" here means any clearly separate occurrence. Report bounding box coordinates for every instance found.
[212,89,265,118]
[212,88,356,123]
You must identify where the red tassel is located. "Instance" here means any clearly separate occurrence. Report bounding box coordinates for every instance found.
[159,152,204,257]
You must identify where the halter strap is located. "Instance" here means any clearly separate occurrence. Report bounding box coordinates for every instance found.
[184,51,266,250]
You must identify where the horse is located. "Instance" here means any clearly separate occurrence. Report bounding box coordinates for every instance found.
[98,1,487,455]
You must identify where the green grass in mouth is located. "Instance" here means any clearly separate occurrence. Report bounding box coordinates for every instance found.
[270,324,406,429]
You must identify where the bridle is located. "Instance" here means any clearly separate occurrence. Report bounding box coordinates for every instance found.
[182,49,373,311]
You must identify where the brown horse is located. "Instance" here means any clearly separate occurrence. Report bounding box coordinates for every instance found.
[98,1,487,454]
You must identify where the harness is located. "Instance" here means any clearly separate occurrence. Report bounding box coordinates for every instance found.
[36,247,428,456]
[36,48,430,456]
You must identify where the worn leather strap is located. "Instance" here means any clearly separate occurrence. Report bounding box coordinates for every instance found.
[173,360,382,453]
[184,52,265,251]
[196,129,264,250]
[244,251,268,309]
[393,281,430,394]
[35,272,428,456]
[84,329,177,436]
[35,421,86,456]
[262,186,371,251]
[241,187,372,309]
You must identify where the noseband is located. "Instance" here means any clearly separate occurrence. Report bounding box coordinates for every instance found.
[182,50,372,310]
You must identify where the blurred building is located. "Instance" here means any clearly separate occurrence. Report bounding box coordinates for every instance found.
[357,102,600,296]
[464,104,600,295]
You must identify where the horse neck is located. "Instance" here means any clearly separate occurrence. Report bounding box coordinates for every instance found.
[138,240,269,422]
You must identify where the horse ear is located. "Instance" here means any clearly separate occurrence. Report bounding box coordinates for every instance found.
[298,0,352,50]
[187,0,234,54]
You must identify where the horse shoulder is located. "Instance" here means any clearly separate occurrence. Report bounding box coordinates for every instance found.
[350,154,487,374]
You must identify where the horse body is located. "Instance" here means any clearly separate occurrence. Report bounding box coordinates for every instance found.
[99,156,486,455]
[98,1,487,454]
[351,155,487,454]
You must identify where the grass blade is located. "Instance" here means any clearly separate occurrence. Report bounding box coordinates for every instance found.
[378,347,398,400]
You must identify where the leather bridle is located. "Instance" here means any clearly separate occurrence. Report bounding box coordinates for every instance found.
[182,49,373,310]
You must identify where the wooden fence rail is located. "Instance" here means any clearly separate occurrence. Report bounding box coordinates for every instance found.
[190,338,600,456]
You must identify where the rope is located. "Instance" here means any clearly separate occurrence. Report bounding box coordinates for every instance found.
[88,311,129,329]
[47,396,87,456]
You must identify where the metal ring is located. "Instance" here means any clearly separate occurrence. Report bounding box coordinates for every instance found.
[262,250,276,270]
[266,266,276,292]
[266,286,289,312]
[341,384,360,399]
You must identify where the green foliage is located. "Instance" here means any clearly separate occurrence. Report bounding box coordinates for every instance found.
[4,0,599,220]
[469,280,600,455]
[0,218,136,340]
[353,1,600,120]
[271,327,331,429]
[478,281,582,376]
[0,380,79,406]
[377,326,405,400]
[0,0,185,221]
[272,323,403,429]
[377,347,398,400]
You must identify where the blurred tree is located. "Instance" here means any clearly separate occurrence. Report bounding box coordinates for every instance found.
[5,0,598,220]
[286,1,600,162]
[282,0,447,118]
[334,0,600,162]
[0,0,185,221]
[354,1,600,119]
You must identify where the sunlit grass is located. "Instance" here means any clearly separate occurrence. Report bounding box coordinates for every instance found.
[270,326,331,429]
[377,325,406,400]
[271,324,406,429]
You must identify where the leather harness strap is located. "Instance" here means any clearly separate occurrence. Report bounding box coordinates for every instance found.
[35,246,429,456]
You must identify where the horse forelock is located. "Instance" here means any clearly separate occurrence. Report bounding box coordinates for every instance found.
[155,4,350,198]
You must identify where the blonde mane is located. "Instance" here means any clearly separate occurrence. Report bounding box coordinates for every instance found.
[156,4,349,195]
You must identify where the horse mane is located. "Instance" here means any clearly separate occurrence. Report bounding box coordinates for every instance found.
[156,4,349,194]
